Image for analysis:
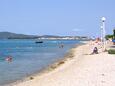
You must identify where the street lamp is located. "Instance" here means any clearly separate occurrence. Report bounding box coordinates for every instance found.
[100,26,103,42]
[101,17,106,51]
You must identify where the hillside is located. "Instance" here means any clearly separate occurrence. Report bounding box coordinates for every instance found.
[0,32,90,40]
[0,32,38,39]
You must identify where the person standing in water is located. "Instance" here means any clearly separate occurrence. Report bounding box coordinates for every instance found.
[59,44,64,48]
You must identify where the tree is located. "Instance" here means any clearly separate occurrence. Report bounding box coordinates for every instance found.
[113,29,115,39]
[105,35,113,40]
[113,29,115,45]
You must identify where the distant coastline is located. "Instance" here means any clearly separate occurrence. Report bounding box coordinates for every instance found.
[0,32,91,40]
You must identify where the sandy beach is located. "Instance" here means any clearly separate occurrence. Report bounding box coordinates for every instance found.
[12,42,115,86]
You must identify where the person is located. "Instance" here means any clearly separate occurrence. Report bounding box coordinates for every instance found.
[59,44,64,48]
[5,56,12,62]
[91,47,98,54]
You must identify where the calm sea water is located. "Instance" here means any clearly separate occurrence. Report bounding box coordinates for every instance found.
[0,39,81,86]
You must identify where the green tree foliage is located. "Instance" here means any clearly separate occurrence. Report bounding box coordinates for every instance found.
[105,35,113,40]
[106,29,115,40]
[113,29,115,39]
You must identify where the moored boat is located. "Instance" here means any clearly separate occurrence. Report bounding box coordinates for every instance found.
[35,41,43,43]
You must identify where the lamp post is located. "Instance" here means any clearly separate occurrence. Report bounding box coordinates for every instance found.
[100,26,103,43]
[101,17,106,51]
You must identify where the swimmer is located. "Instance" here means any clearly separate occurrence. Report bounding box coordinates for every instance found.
[59,44,64,48]
[5,56,12,62]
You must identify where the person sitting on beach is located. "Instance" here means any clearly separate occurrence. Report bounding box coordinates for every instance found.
[91,47,98,54]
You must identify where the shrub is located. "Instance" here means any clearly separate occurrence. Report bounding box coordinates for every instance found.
[108,49,115,54]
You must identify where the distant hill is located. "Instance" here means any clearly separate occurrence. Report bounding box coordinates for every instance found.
[40,35,61,38]
[0,32,62,39]
[0,32,38,39]
[0,32,90,40]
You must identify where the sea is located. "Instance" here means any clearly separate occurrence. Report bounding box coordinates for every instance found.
[0,39,82,86]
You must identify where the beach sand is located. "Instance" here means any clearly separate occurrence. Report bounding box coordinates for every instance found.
[12,42,115,86]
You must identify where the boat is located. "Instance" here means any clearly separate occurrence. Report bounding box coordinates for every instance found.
[35,41,43,43]
[35,37,44,44]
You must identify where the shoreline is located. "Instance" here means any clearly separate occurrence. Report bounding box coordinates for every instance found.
[9,41,115,86]
[5,43,84,86]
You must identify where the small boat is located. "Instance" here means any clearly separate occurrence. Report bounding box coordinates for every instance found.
[35,41,43,43]
[35,38,43,43]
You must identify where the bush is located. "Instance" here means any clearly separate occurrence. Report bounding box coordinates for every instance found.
[108,49,115,54]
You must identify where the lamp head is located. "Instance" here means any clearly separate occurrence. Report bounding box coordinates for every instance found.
[101,17,106,22]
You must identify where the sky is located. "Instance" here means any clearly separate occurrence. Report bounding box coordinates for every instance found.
[0,0,115,37]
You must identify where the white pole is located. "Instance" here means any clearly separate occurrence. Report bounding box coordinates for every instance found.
[100,26,103,43]
[102,17,106,51]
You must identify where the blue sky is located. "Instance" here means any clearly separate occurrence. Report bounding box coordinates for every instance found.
[0,0,115,37]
